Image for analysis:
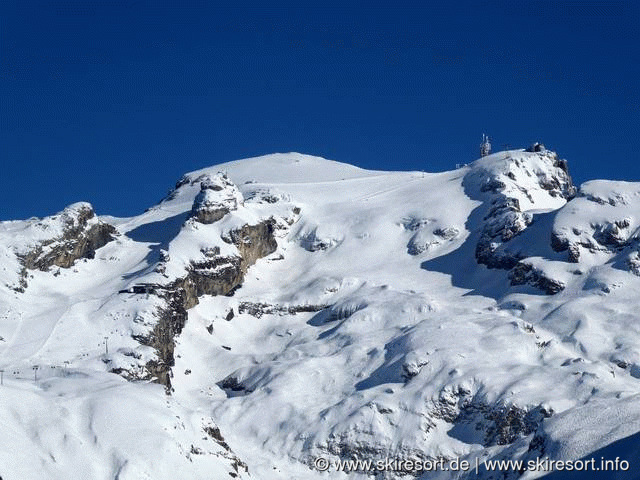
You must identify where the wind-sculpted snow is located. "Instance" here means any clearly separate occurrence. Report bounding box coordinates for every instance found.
[2,151,640,479]
[0,372,250,479]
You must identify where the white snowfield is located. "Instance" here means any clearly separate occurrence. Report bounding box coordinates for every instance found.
[1,151,640,479]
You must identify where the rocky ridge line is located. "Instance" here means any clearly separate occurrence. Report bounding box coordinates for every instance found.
[14,203,116,291]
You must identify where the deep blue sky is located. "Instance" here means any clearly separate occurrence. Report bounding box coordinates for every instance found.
[1,1,639,220]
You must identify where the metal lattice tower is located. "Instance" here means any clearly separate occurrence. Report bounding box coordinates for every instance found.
[480,134,491,157]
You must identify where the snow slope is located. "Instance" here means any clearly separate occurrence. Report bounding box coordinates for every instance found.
[1,151,640,479]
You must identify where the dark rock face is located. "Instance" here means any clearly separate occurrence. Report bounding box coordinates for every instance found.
[192,205,229,225]
[218,376,251,394]
[190,173,243,224]
[19,203,116,272]
[480,177,507,194]
[476,198,532,269]
[457,403,552,447]
[433,388,553,448]
[176,256,245,311]
[550,230,569,253]
[237,301,327,318]
[221,220,278,266]
[406,239,427,256]
[22,223,117,270]
[141,219,278,390]
[298,228,339,252]
[526,142,546,153]
[433,227,459,240]
[182,219,277,309]
[509,262,565,294]
[141,288,190,388]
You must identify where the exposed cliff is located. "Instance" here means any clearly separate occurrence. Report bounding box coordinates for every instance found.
[18,203,117,272]
[130,175,280,390]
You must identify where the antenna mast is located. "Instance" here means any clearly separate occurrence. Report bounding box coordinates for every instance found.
[480,134,491,157]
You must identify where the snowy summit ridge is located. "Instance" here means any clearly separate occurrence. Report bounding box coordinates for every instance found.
[2,149,640,479]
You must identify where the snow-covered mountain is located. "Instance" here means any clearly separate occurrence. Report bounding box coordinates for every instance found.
[2,149,640,479]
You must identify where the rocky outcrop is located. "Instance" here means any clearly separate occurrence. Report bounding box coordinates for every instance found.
[297,227,341,252]
[313,387,553,477]
[175,254,245,311]
[244,187,290,204]
[202,422,250,477]
[407,226,460,256]
[139,219,278,391]
[18,203,116,272]
[548,179,640,270]
[465,150,575,288]
[526,142,546,153]
[238,301,327,318]
[594,218,632,248]
[140,288,190,388]
[468,151,575,271]
[475,198,532,269]
[190,173,243,224]
[221,220,277,266]
[169,219,278,310]
[433,387,553,447]
[401,352,429,381]
[509,262,565,294]
[552,217,634,263]
[628,251,640,276]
